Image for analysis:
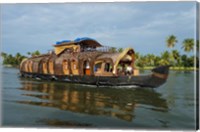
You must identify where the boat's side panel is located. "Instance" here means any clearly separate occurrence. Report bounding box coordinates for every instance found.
[20,72,166,88]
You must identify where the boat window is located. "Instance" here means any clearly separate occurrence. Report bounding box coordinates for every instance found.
[25,61,28,72]
[94,62,102,72]
[42,62,48,74]
[83,60,91,75]
[104,63,112,72]
[65,48,73,53]
[32,61,38,73]
[73,63,76,69]
[28,61,33,72]
[26,61,32,72]
[62,60,69,75]
[49,60,54,74]
[84,61,90,69]
[71,60,77,70]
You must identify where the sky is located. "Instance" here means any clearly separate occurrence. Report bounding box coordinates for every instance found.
[1,2,197,56]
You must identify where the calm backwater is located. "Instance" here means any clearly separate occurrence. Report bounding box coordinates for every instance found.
[1,67,197,130]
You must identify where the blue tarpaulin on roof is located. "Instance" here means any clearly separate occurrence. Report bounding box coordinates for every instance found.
[56,37,97,45]
[56,40,71,45]
[74,37,95,43]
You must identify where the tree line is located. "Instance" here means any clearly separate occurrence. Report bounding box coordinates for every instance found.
[1,35,199,69]
[1,50,41,67]
[110,35,199,69]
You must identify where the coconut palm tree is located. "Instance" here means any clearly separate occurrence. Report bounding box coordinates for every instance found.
[146,54,156,66]
[118,48,123,53]
[27,52,31,56]
[15,52,27,65]
[159,51,170,65]
[109,47,117,53]
[31,50,41,56]
[137,55,146,68]
[15,52,21,64]
[134,52,140,60]
[172,50,180,66]
[166,35,178,48]
[1,52,7,58]
[182,38,194,53]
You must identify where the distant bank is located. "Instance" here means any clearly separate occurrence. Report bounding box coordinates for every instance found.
[139,66,198,71]
[2,64,198,71]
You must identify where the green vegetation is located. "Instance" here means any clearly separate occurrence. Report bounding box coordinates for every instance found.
[166,35,178,48]
[0,36,198,71]
[182,38,194,53]
[134,35,198,70]
[1,50,41,67]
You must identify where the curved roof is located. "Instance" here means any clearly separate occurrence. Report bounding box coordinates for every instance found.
[54,37,102,47]
[95,48,135,74]
[96,48,135,63]
[56,40,71,45]
[74,37,95,43]
[96,52,120,63]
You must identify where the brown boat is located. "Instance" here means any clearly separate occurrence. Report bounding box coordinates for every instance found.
[19,37,170,88]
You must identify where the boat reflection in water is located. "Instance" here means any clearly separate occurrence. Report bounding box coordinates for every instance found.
[18,80,168,122]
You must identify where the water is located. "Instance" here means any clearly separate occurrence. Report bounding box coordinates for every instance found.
[1,67,197,130]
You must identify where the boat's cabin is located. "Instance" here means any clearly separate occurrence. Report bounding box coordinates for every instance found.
[93,48,139,76]
[54,37,102,55]
[20,37,139,76]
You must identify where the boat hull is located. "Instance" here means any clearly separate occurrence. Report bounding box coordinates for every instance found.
[20,66,170,88]
[20,72,167,88]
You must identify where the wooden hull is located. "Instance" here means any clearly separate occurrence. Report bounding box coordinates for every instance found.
[20,65,170,88]
[20,73,166,88]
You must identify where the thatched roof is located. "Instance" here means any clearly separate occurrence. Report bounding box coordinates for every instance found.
[29,54,50,59]
[96,48,134,63]
[96,52,120,63]
[95,48,135,74]
[78,51,103,61]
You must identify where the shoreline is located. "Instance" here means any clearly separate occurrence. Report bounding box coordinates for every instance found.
[138,66,198,71]
[1,64,19,69]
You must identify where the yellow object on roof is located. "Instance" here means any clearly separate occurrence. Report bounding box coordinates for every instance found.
[54,45,80,55]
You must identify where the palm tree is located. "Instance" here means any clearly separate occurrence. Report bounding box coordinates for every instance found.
[31,50,40,56]
[159,51,170,65]
[118,48,123,53]
[15,52,27,65]
[182,38,194,53]
[34,50,40,56]
[109,47,117,53]
[166,35,178,48]
[27,52,31,55]
[15,52,21,64]
[134,52,140,60]
[172,50,180,66]
[146,54,156,66]
[1,52,7,58]
[137,55,146,68]
[154,56,161,66]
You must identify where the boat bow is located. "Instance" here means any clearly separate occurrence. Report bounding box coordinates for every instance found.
[151,65,171,79]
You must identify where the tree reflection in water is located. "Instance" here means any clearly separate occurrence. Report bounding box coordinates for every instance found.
[18,80,168,122]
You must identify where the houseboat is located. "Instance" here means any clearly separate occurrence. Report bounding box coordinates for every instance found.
[19,37,170,88]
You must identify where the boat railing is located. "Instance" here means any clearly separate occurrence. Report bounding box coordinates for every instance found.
[81,46,113,53]
[96,46,112,52]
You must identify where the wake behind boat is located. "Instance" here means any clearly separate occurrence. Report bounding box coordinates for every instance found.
[19,37,170,88]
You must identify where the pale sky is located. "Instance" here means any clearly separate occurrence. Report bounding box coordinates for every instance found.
[1,2,197,55]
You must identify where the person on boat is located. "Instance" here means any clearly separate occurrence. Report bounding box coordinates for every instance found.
[126,64,133,75]
[116,64,125,76]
